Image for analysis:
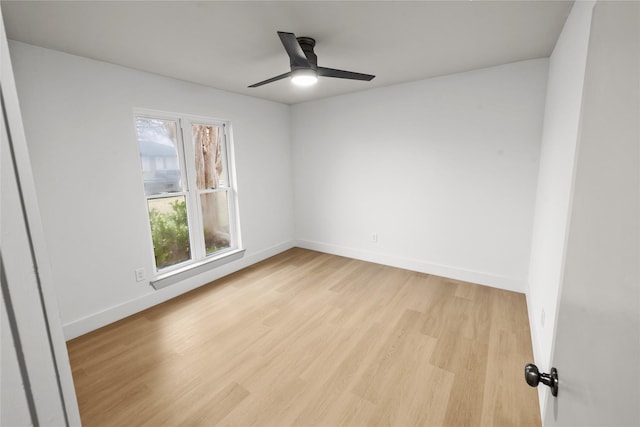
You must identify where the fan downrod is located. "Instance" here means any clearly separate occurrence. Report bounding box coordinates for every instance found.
[296,37,317,68]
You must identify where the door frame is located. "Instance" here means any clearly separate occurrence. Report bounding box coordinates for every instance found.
[1,6,81,425]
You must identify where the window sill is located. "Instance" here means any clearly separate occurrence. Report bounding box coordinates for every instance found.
[150,248,245,290]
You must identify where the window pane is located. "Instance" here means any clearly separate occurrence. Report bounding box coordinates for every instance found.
[201,191,230,255]
[136,117,183,196]
[192,124,227,189]
[147,196,191,269]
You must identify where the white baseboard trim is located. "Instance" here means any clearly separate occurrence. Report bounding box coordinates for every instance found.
[295,239,526,294]
[62,240,296,340]
[64,239,526,340]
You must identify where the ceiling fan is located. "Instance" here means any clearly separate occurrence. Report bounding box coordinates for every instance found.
[248,31,375,88]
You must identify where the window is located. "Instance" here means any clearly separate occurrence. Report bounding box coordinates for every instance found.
[135,112,241,283]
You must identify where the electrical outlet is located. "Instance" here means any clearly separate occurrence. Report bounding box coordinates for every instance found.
[541,308,546,327]
[135,268,145,282]
[372,233,378,243]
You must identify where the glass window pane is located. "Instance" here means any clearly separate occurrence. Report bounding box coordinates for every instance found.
[192,124,228,190]
[201,191,230,255]
[136,117,183,196]
[147,196,191,269]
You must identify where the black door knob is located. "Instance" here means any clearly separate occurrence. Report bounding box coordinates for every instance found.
[524,363,559,397]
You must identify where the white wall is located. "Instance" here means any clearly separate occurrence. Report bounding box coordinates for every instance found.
[526,2,594,405]
[292,59,547,292]
[8,39,554,342]
[8,41,294,339]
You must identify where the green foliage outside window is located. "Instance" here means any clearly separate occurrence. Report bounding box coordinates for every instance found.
[149,200,190,269]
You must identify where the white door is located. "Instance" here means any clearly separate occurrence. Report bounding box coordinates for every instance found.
[544,2,639,425]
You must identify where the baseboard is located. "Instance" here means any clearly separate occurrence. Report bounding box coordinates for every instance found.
[295,239,526,294]
[62,240,296,340]
[64,239,526,340]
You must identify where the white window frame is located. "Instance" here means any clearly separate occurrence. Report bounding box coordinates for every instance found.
[134,109,243,289]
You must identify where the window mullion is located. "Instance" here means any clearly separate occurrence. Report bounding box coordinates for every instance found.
[180,119,206,260]
[222,188,236,249]
[222,126,240,250]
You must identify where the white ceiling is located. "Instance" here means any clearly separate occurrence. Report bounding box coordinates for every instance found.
[2,1,573,105]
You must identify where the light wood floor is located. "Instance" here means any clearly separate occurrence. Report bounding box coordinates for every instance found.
[67,248,540,426]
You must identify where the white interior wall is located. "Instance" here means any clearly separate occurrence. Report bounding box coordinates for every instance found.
[8,41,295,339]
[11,42,552,340]
[292,59,548,292]
[526,2,594,408]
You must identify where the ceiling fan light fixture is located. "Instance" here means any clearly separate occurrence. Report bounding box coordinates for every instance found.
[247,31,374,88]
[291,68,318,87]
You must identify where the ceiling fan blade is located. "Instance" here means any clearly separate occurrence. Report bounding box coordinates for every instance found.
[317,67,375,81]
[278,31,311,69]
[248,71,291,88]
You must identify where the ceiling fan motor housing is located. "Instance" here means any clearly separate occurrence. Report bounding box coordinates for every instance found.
[296,37,318,70]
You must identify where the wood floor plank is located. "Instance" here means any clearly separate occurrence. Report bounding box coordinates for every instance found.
[322,393,377,427]
[292,322,385,425]
[365,330,439,425]
[220,377,306,426]
[173,381,250,426]
[67,248,541,426]
[351,308,423,405]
